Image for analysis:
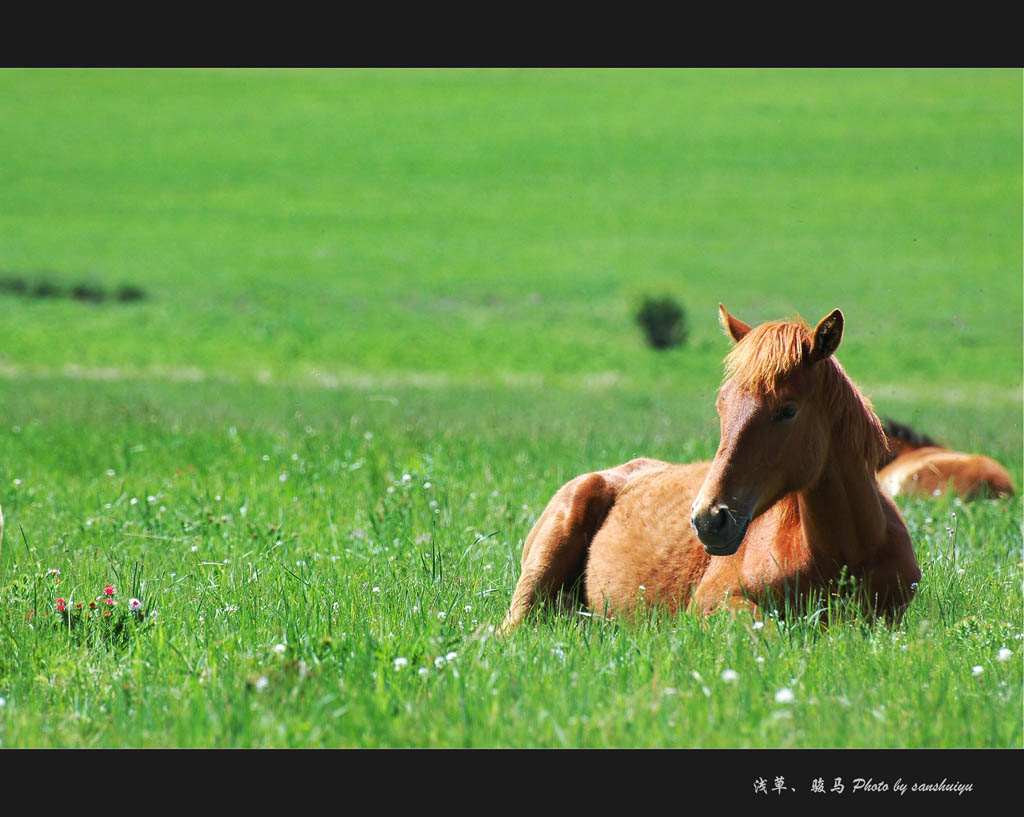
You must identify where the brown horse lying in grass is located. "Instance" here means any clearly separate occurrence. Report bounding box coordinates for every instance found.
[877,419,1015,500]
[500,305,921,633]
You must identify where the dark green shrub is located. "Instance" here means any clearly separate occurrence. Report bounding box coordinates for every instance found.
[636,295,687,350]
[116,284,146,302]
[31,279,61,298]
[71,282,108,303]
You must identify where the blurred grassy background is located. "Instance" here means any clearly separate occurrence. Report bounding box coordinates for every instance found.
[1,70,1019,404]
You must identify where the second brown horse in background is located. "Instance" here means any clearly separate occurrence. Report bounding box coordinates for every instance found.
[878,419,1015,500]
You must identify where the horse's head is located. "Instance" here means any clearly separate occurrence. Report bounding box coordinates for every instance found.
[690,304,859,555]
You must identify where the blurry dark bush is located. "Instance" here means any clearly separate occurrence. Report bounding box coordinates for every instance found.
[0,275,28,294]
[116,284,146,302]
[0,271,146,304]
[636,295,687,350]
[31,279,61,298]
[71,282,108,303]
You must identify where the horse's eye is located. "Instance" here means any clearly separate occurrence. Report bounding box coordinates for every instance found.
[774,403,798,423]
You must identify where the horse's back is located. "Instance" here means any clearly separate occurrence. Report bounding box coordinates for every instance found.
[585,461,713,616]
[879,447,1015,499]
[518,457,665,567]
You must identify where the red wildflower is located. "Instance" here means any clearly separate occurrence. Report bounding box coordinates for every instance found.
[89,601,96,609]
[103,609,111,617]
[105,597,115,606]
[104,584,115,596]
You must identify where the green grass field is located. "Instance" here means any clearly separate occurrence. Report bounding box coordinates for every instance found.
[0,69,1020,748]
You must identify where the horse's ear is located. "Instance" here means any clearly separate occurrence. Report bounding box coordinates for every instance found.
[810,309,844,362]
[718,303,751,343]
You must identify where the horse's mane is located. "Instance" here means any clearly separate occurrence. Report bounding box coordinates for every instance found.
[879,418,942,467]
[723,318,888,473]
[882,418,940,449]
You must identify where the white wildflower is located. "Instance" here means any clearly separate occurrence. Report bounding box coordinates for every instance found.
[272,643,287,656]
[393,657,408,670]
[997,647,1012,662]
[721,669,739,683]
[774,687,795,704]
[971,665,984,677]
[128,598,142,613]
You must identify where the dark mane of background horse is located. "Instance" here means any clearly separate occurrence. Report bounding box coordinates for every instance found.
[880,418,940,467]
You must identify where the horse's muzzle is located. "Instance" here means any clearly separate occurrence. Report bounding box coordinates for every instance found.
[690,503,750,556]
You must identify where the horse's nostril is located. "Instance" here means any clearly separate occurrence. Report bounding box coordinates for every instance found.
[692,504,733,539]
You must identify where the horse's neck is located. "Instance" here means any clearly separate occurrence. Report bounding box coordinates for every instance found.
[793,452,888,567]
